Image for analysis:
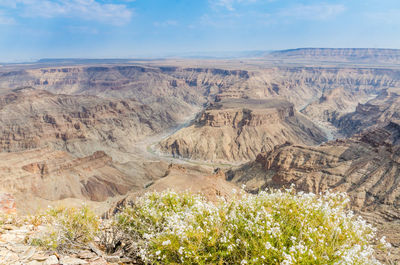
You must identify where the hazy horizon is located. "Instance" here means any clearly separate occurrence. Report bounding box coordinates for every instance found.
[1,0,400,62]
[4,47,400,64]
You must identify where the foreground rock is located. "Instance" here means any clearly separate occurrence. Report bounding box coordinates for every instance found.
[0,193,16,214]
[0,221,132,265]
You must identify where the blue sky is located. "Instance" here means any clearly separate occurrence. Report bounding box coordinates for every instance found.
[0,0,399,62]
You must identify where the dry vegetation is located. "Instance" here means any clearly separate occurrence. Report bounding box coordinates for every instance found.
[1,189,392,264]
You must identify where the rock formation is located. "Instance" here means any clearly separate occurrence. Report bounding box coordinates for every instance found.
[0,57,400,227]
[301,86,375,124]
[228,122,400,217]
[108,163,237,217]
[336,88,400,136]
[2,64,399,111]
[0,148,130,207]
[0,87,177,157]
[159,98,326,163]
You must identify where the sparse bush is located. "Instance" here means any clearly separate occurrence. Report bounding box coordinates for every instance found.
[116,189,389,264]
[0,212,24,227]
[29,206,99,252]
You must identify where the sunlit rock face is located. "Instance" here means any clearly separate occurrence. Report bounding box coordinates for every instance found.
[159,98,326,163]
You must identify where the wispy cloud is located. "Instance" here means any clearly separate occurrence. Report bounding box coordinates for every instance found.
[0,0,133,25]
[278,3,346,21]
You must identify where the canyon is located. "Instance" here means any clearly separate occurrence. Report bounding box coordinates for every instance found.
[1,48,400,260]
[159,98,326,163]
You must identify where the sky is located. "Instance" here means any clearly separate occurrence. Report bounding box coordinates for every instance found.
[0,0,399,62]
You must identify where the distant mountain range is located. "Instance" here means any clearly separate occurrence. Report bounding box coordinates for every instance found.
[2,48,399,65]
[267,48,400,63]
[162,48,400,61]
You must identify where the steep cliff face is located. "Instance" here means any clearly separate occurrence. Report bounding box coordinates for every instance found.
[197,99,295,127]
[1,65,397,150]
[0,66,220,130]
[2,65,399,111]
[335,89,400,136]
[0,88,178,157]
[230,67,399,108]
[0,65,239,106]
[159,99,326,163]
[229,122,400,217]
[0,148,134,202]
[300,86,374,123]
[0,85,191,212]
[0,145,174,214]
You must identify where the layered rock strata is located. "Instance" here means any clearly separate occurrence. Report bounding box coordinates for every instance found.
[0,88,175,157]
[336,88,400,136]
[159,98,326,163]
[228,122,400,217]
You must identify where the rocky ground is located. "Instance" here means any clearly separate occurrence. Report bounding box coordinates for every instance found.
[0,192,136,265]
[0,164,239,265]
[0,222,135,265]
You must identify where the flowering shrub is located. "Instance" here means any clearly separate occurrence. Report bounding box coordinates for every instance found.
[117,189,389,264]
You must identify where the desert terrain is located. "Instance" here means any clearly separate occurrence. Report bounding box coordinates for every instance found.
[1,48,400,260]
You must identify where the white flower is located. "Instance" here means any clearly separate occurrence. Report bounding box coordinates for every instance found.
[162,240,171,246]
[380,236,392,249]
[265,241,272,250]
[178,246,184,255]
[118,189,382,264]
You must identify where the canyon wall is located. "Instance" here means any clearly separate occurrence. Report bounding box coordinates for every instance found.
[229,122,400,217]
[159,99,326,163]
